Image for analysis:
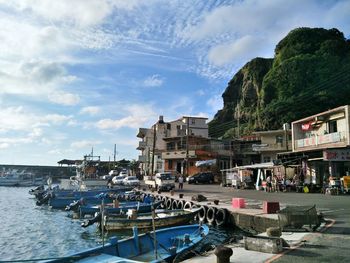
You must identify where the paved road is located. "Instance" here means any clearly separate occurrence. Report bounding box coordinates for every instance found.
[173,183,350,262]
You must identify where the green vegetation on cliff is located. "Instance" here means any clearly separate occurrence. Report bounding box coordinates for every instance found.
[210,27,350,138]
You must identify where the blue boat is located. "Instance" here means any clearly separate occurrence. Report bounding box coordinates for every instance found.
[79,201,162,217]
[45,224,209,262]
[48,194,117,209]
[52,186,133,198]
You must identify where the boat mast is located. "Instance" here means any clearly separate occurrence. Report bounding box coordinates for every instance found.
[151,204,158,260]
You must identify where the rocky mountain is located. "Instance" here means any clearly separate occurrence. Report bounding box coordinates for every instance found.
[209,27,350,138]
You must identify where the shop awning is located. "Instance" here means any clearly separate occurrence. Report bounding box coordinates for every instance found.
[221,162,274,172]
[195,159,216,167]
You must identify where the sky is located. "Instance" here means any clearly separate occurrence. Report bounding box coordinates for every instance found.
[0,0,349,165]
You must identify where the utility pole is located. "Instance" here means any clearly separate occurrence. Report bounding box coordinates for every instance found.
[185,117,189,176]
[151,123,156,178]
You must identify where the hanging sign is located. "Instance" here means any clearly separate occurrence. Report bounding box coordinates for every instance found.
[323,149,350,161]
[301,122,312,131]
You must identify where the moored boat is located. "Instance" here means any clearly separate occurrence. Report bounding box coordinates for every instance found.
[83,208,200,231]
[0,170,38,187]
[79,201,162,217]
[45,224,209,262]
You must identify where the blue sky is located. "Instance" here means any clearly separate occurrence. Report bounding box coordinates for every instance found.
[0,0,349,165]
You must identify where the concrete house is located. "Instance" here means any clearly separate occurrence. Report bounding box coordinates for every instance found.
[290,105,350,185]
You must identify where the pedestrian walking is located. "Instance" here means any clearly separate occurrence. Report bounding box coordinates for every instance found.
[178,175,184,190]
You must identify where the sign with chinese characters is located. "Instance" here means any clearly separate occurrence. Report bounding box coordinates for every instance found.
[323,149,350,161]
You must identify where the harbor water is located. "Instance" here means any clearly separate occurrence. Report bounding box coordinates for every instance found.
[0,187,240,262]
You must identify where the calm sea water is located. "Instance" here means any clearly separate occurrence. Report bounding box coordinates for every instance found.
[0,187,240,262]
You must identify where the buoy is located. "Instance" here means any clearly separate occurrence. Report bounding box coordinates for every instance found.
[206,206,217,225]
[171,199,179,210]
[198,205,208,223]
[183,201,192,210]
[215,208,227,226]
[177,200,185,209]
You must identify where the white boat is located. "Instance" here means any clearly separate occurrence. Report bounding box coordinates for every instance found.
[0,170,38,187]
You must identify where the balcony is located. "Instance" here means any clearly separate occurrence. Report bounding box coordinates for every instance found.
[295,131,347,150]
[252,143,291,152]
[137,141,147,150]
[161,150,196,159]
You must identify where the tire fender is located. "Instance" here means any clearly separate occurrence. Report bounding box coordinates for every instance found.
[206,206,217,225]
[215,208,227,226]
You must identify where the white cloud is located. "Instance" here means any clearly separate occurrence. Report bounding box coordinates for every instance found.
[48,91,80,106]
[0,107,36,132]
[96,104,157,130]
[2,0,113,28]
[43,114,73,124]
[143,74,164,87]
[0,143,10,149]
[80,106,101,116]
[207,95,223,112]
[208,36,265,66]
[71,140,101,149]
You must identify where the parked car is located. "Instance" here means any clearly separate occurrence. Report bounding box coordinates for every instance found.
[187,172,214,184]
[119,170,128,176]
[108,170,119,176]
[112,175,127,185]
[123,176,140,186]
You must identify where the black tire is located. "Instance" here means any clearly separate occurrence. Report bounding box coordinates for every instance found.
[166,198,172,210]
[171,199,178,210]
[206,207,217,225]
[198,205,207,223]
[215,208,227,226]
[183,201,192,210]
[177,200,185,210]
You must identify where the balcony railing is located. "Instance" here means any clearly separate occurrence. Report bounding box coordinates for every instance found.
[295,131,347,149]
[137,141,147,150]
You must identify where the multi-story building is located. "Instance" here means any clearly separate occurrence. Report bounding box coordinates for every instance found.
[253,129,292,163]
[137,116,211,176]
[290,105,350,185]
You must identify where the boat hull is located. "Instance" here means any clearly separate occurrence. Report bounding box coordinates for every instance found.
[79,201,161,217]
[45,224,209,263]
[104,209,199,231]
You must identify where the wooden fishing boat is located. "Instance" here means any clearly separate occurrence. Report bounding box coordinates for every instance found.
[48,194,116,209]
[45,224,209,262]
[79,201,162,217]
[82,208,200,231]
[103,208,200,231]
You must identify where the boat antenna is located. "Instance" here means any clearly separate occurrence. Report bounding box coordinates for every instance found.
[151,203,158,260]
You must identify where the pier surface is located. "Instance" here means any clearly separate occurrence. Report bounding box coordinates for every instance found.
[144,183,350,262]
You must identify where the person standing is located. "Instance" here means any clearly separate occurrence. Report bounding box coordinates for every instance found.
[178,175,184,190]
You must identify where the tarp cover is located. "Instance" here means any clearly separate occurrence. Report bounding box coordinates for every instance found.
[195,159,216,167]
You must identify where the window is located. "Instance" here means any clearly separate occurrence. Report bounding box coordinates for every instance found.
[168,160,173,169]
[328,120,337,133]
[276,135,283,144]
[167,142,175,150]
[191,118,195,124]
[263,156,271,163]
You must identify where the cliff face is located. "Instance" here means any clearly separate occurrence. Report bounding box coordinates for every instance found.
[209,27,350,138]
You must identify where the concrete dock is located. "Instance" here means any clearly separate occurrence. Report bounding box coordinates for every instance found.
[142,183,350,262]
